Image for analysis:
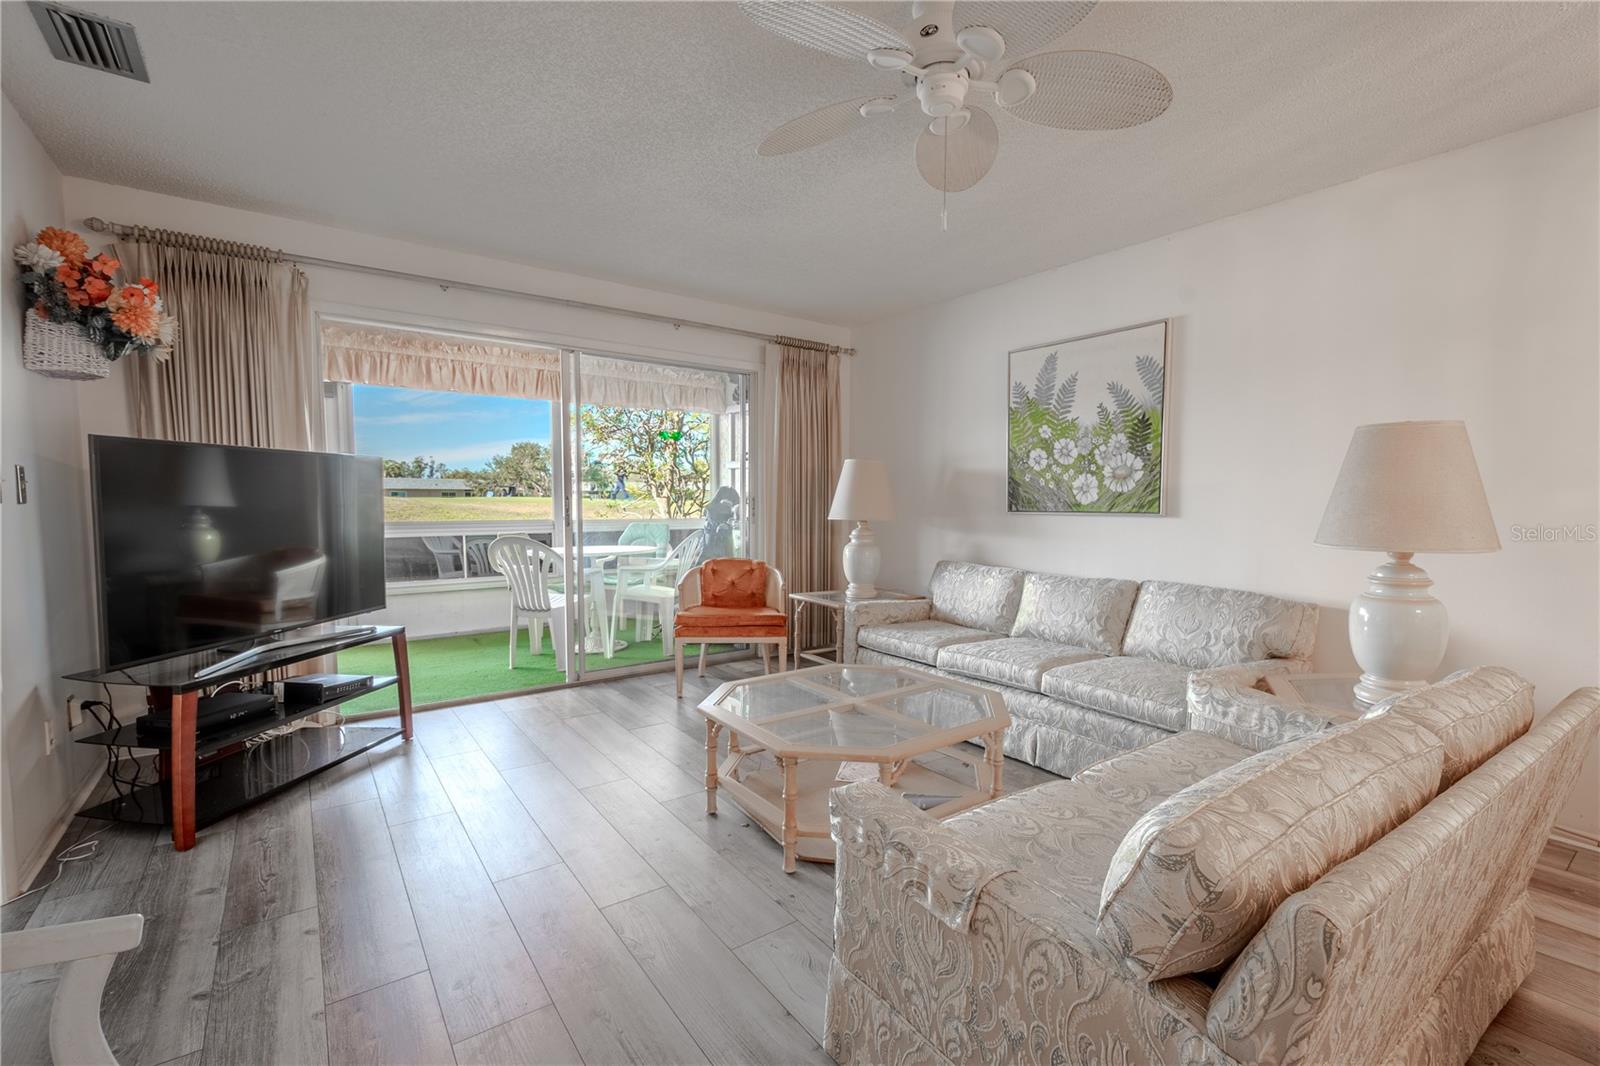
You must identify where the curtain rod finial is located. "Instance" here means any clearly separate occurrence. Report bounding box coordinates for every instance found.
[84,217,110,233]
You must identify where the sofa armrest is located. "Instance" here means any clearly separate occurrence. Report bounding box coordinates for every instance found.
[830,781,1015,932]
[1187,665,1338,752]
[842,598,932,662]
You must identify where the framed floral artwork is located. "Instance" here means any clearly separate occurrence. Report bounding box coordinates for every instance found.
[1007,319,1170,514]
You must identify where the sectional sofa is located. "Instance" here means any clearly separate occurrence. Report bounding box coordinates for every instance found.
[825,666,1600,1065]
[844,561,1320,776]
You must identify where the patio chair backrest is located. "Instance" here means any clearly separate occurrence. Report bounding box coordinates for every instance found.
[619,522,671,555]
[667,528,707,571]
[488,535,561,613]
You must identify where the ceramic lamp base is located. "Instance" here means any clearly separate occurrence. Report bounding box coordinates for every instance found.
[842,521,881,600]
[1348,552,1448,705]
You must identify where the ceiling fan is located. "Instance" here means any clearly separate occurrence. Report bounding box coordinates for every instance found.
[741,1,1172,203]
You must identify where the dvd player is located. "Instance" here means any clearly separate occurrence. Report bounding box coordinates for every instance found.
[282,673,375,704]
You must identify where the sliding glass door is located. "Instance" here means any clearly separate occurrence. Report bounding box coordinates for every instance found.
[322,317,760,709]
[561,349,753,680]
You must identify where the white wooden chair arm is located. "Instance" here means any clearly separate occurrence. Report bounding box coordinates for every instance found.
[2,913,144,1066]
[1,914,144,971]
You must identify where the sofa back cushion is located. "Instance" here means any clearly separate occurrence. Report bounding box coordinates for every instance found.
[1097,713,1443,980]
[928,561,1025,633]
[1367,666,1534,788]
[1009,573,1140,655]
[1121,580,1318,669]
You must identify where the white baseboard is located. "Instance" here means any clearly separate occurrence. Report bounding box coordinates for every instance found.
[1550,824,1600,854]
[12,765,104,901]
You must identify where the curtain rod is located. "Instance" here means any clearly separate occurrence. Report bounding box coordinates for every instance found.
[83,217,854,357]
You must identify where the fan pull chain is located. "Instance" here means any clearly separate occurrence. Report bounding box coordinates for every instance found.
[941,124,949,232]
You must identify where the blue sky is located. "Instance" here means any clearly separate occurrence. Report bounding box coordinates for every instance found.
[353,385,551,470]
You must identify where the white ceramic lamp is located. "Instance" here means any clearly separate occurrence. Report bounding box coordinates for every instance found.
[829,459,894,599]
[1315,421,1499,705]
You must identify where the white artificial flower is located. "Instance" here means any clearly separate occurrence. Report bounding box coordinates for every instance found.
[1039,425,1053,440]
[13,241,63,273]
[1027,448,1049,472]
[1102,450,1145,492]
[1053,438,1078,465]
[1072,472,1099,505]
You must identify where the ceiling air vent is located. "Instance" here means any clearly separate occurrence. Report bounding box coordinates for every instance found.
[28,1,148,82]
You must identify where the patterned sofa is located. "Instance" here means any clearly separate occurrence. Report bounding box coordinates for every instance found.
[845,561,1319,776]
[825,666,1600,1066]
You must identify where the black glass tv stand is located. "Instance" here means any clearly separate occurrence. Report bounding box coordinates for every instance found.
[64,624,413,851]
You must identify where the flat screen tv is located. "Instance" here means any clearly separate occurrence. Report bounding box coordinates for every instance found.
[90,435,386,671]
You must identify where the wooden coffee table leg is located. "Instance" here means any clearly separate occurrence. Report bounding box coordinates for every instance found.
[781,757,798,874]
[986,730,1005,797]
[394,629,414,741]
[704,720,720,815]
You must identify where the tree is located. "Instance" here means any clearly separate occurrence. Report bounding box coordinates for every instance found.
[382,456,453,479]
[579,406,711,517]
[467,441,553,497]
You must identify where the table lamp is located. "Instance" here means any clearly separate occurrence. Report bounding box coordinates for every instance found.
[829,459,894,599]
[1315,420,1499,705]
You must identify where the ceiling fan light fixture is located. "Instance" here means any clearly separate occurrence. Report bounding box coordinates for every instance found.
[867,47,913,71]
[917,70,969,117]
[996,67,1037,107]
[858,97,898,117]
[929,110,971,136]
[955,25,1005,65]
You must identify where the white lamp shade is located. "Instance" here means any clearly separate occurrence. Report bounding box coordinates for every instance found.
[829,459,895,522]
[1315,420,1499,553]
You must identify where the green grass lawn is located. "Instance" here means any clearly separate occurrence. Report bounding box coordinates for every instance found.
[382,495,668,523]
[335,631,731,713]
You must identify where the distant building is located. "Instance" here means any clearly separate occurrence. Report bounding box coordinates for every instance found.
[383,477,473,498]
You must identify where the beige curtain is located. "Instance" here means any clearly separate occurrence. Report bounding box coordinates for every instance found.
[773,340,843,649]
[114,235,318,449]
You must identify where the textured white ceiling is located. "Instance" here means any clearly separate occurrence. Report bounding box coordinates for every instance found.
[3,2,1595,324]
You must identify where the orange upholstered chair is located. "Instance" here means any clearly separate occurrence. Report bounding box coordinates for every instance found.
[674,558,788,697]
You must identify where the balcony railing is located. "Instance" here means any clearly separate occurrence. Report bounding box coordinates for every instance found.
[382,518,705,587]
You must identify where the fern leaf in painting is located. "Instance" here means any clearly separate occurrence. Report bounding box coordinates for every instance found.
[1033,352,1058,406]
[1136,353,1164,406]
[1011,381,1029,410]
[1107,380,1141,414]
[1053,372,1078,419]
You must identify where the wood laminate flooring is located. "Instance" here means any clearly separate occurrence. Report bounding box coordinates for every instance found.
[2,661,1595,1065]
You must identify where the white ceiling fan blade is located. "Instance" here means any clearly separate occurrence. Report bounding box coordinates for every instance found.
[915,107,999,192]
[738,1,910,61]
[955,1,1097,60]
[759,97,892,156]
[1003,49,1173,130]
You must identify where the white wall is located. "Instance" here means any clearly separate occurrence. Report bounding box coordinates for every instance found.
[0,98,106,897]
[850,111,1600,837]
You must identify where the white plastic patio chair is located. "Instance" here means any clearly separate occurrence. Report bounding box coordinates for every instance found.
[612,529,706,655]
[1,913,144,1065]
[488,535,569,670]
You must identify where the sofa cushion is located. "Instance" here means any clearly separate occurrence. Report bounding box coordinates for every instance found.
[1010,573,1140,655]
[927,561,1026,633]
[856,620,995,666]
[1368,665,1534,788]
[1187,665,1335,752]
[1040,657,1191,731]
[701,558,768,608]
[936,637,1103,692]
[947,732,1250,905]
[1097,713,1444,980]
[1121,580,1318,669]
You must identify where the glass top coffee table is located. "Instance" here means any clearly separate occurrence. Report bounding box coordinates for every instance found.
[697,664,1010,872]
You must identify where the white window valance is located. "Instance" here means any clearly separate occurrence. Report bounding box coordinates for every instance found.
[321,322,729,413]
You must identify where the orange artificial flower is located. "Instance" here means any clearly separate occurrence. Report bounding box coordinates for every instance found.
[36,227,87,266]
[137,276,158,293]
[55,263,81,285]
[118,284,153,307]
[88,253,119,277]
[112,302,160,340]
[82,276,112,303]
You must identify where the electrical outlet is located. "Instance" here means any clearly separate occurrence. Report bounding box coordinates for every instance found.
[43,718,56,755]
[66,695,82,731]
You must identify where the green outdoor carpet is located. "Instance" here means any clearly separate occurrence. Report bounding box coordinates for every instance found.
[334,631,730,714]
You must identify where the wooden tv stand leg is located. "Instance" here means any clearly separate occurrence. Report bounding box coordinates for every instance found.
[166,689,197,851]
[394,629,414,741]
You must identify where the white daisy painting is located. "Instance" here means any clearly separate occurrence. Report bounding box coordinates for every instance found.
[1007,320,1169,514]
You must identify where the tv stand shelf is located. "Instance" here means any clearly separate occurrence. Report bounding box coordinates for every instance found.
[76,675,399,758]
[64,624,413,851]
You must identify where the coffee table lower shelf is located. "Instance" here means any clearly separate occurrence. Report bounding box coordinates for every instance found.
[78,723,399,830]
